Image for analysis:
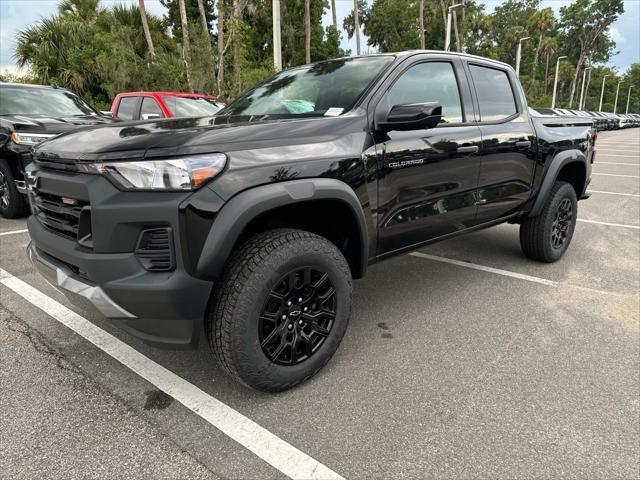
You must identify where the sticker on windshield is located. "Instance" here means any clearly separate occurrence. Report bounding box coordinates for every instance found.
[324,108,344,117]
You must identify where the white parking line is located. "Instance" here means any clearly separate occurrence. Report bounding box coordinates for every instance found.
[588,190,640,198]
[596,162,639,166]
[577,219,640,229]
[0,269,344,480]
[592,173,640,178]
[0,229,29,237]
[410,252,558,286]
[597,154,640,158]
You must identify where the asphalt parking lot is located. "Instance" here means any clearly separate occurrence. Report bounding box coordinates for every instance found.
[1,129,639,479]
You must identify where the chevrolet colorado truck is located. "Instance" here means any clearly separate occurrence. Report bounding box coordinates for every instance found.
[0,83,111,218]
[26,52,594,391]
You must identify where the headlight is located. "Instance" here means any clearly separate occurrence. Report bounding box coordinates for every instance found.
[11,132,56,145]
[80,153,227,191]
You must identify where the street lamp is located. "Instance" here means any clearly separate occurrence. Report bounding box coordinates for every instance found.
[626,85,633,114]
[444,3,464,52]
[272,0,282,71]
[614,79,622,114]
[515,37,531,77]
[598,74,610,112]
[578,67,592,110]
[551,56,567,109]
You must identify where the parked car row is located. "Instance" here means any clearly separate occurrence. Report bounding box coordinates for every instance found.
[532,107,640,130]
[0,82,224,218]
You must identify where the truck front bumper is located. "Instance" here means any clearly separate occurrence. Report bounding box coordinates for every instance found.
[27,214,214,349]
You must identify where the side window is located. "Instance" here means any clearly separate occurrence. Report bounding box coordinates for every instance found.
[140,97,164,119]
[469,65,517,121]
[387,62,463,124]
[116,97,138,120]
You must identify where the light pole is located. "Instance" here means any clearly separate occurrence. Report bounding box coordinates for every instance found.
[444,3,464,52]
[626,85,633,114]
[272,0,282,71]
[578,67,592,110]
[614,79,622,113]
[515,36,531,77]
[598,74,609,112]
[551,56,567,109]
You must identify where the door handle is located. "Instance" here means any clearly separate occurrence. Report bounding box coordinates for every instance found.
[515,140,532,148]
[457,145,479,154]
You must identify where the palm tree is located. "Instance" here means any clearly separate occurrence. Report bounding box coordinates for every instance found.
[178,0,193,92]
[419,0,425,50]
[58,0,101,21]
[138,0,155,57]
[528,7,556,89]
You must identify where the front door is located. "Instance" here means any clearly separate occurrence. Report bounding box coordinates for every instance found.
[373,57,482,256]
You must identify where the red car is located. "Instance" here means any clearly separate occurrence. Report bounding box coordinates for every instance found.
[110,91,225,121]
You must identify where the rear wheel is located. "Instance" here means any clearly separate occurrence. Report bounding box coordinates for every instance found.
[0,159,29,219]
[520,181,577,262]
[207,228,352,392]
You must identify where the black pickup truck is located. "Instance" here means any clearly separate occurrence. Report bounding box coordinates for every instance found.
[26,52,594,391]
[0,83,111,218]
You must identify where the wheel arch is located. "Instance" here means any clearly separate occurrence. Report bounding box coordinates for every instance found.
[196,179,369,280]
[530,150,587,216]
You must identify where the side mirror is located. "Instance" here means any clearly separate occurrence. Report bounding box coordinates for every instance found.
[379,102,442,132]
[141,113,162,120]
[99,110,113,117]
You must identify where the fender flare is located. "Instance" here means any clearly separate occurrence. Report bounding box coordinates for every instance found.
[530,149,587,216]
[196,178,369,280]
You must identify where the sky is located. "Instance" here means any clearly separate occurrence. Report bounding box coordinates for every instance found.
[1,0,638,76]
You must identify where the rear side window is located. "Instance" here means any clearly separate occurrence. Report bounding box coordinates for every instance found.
[387,62,463,123]
[140,97,164,119]
[116,97,138,120]
[469,65,517,121]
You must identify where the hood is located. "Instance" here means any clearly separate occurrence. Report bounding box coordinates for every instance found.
[32,114,364,163]
[2,114,112,135]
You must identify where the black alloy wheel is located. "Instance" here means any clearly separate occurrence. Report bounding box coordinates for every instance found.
[551,198,573,249]
[0,170,9,210]
[259,267,336,365]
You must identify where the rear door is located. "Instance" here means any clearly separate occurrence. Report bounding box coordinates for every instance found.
[465,61,537,223]
[371,54,483,256]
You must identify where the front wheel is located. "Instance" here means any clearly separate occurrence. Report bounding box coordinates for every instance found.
[0,159,29,219]
[207,228,352,392]
[520,181,577,263]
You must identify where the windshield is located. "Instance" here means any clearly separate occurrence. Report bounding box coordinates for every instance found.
[163,96,223,117]
[219,56,393,118]
[0,87,97,117]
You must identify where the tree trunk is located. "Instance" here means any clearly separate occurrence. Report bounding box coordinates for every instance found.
[568,51,585,108]
[419,0,425,50]
[529,33,542,90]
[138,0,155,57]
[331,0,337,30]
[178,0,193,92]
[197,0,216,87]
[217,3,225,95]
[453,10,461,52]
[305,0,311,63]
[233,0,241,91]
[353,0,361,55]
[544,53,550,95]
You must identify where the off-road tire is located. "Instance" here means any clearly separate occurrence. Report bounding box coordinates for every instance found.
[520,181,577,263]
[0,159,29,219]
[207,228,352,392]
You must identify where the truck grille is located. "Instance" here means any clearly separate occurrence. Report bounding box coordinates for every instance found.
[32,191,89,240]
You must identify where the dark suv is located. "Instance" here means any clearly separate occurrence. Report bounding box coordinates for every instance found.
[26,52,594,391]
[0,83,111,218]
